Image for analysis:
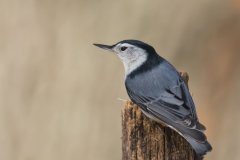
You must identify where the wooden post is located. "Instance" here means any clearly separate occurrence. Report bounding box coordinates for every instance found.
[122,72,197,160]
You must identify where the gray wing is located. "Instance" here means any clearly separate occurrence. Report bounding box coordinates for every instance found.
[125,61,206,141]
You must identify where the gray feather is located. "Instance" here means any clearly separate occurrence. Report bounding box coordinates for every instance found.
[125,60,211,156]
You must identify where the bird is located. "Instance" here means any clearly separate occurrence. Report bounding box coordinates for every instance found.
[93,40,212,158]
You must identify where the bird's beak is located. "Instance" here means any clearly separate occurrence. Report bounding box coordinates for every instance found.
[93,43,114,52]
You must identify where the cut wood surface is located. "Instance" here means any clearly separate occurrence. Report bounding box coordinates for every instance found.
[122,72,198,160]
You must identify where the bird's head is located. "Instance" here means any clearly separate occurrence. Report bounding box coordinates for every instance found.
[94,40,157,75]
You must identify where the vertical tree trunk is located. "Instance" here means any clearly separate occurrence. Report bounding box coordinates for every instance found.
[122,72,198,160]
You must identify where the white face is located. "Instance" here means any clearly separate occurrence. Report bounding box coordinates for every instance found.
[112,43,148,76]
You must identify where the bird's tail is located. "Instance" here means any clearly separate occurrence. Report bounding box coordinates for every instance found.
[184,135,212,159]
[176,125,212,158]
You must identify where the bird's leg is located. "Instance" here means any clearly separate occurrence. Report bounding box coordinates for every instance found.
[156,124,166,136]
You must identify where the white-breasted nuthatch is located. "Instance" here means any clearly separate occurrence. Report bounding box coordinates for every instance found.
[94,40,212,158]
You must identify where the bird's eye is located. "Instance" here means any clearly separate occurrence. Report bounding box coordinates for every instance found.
[120,46,127,51]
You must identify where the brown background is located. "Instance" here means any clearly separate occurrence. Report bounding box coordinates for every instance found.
[0,0,240,160]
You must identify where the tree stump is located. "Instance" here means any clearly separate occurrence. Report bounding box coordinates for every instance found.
[122,72,197,160]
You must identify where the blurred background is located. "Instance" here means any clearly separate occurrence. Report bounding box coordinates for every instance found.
[0,0,239,160]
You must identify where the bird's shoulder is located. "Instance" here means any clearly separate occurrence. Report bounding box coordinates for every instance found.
[125,60,181,95]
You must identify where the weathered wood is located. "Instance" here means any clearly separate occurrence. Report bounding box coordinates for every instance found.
[122,72,197,160]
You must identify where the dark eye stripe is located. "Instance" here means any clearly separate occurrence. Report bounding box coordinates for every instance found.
[120,46,127,51]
